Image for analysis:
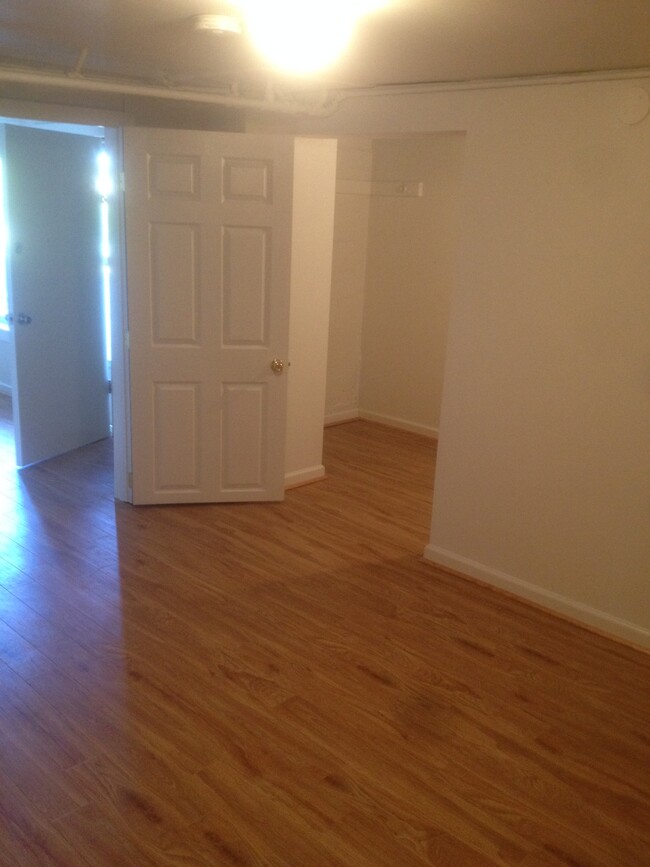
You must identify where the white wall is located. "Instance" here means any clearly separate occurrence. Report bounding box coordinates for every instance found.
[284,137,337,487]
[359,134,464,437]
[265,75,650,647]
[325,137,372,425]
[426,82,650,647]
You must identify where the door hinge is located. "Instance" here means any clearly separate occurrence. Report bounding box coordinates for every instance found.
[107,380,112,394]
[127,471,133,489]
[119,171,126,192]
[125,331,130,350]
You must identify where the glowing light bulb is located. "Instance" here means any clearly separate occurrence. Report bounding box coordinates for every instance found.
[240,0,387,75]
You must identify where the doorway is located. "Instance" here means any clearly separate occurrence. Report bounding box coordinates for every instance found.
[0,118,118,481]
[325,133,465,438]
[1,123,336,508]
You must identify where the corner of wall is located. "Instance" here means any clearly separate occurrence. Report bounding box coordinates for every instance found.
[284,137,338,480]
[423,546,650,650]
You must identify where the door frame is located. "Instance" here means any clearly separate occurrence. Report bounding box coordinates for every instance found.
[0,107,336,505]
[104,126,131,502]
[0,112,131,499]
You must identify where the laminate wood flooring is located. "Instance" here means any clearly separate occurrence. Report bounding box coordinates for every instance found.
[0,417,648,866]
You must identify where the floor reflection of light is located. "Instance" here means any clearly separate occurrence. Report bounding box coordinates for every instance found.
[0,394,134,847]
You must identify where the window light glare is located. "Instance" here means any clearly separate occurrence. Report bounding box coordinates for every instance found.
[95,149,113,365]
[96,150,113,198]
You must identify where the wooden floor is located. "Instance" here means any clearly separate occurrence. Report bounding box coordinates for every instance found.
[0,399,648,866]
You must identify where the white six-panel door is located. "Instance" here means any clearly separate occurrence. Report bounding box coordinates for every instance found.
[123,128,293,504]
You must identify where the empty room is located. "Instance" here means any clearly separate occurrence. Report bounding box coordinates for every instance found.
[0,2,648,865]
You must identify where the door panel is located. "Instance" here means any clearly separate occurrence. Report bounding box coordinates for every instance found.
[4,126,110,467]
[150,222,200,344]
[222,226,269,345]
[152,382,200,494]
[124,128,293,504]
[221,382,266,491]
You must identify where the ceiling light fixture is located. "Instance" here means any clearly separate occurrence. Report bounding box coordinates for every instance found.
[237,0,388,75]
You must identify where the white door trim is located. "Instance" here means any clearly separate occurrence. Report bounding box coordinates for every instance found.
[105,126,131,502]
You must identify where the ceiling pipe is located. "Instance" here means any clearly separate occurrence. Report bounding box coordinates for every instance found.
[2,62,646,122]
[0,65,341,116]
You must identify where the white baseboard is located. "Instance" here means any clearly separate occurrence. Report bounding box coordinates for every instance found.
[0,383,11,397]
[284,464,326,489]
[359,410,438,440]
[324,409,360,427]
[423,545,650,649]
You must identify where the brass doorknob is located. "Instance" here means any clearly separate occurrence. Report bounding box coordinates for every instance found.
[270,358,284,374]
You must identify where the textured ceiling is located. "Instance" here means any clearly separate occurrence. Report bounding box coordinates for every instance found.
[0,0,649,94]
